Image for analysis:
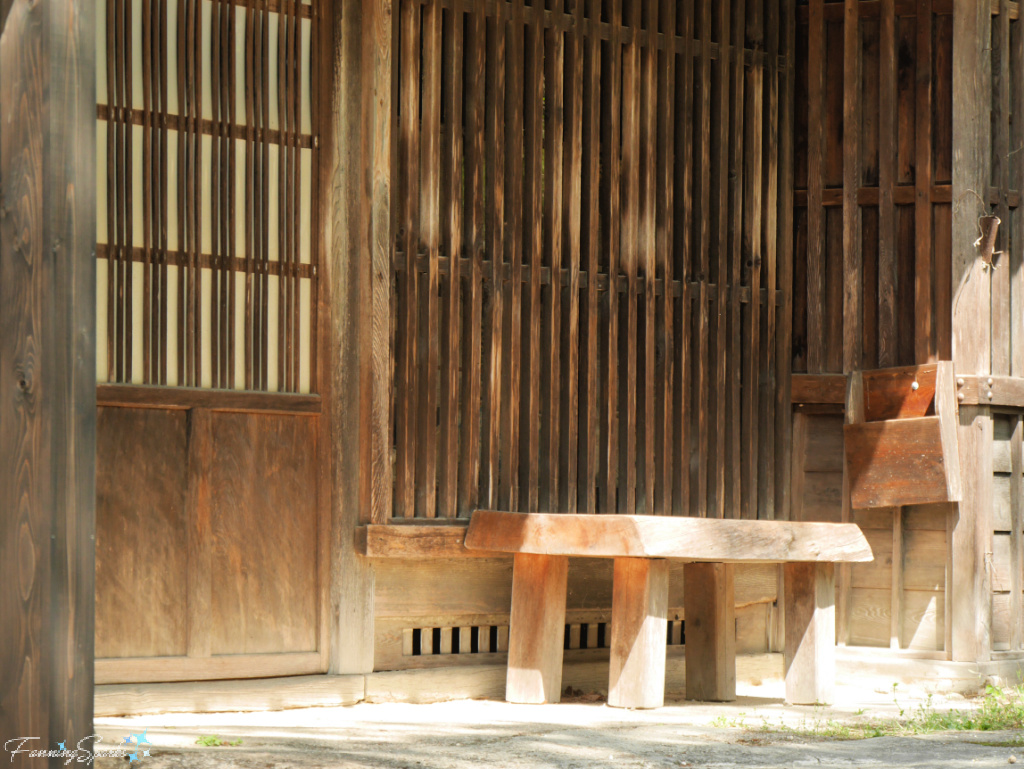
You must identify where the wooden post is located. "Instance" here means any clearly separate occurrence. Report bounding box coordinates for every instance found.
[950,0,993,663]
[0,0,97,758]
[506,554,569,704]
[608,558,669,708]
[683,563,736,702]
[326,0,391,673]
[784,562,835,705]
[951,407,993,661]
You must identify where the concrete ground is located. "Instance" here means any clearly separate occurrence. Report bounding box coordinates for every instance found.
[92,680,1024,769]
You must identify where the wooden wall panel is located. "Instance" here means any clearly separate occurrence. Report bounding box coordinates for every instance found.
[96,407,189,658]
[371,558,780,670]
[209,412,319,655]
[902,589,945,651]
[94,400,326,681]
[792,410,951,652]
[990,414,1023,652]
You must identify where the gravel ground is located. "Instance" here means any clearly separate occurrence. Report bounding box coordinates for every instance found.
[91,682,1024,769]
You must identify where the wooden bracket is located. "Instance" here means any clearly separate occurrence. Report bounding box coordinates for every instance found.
[844,363,962,508]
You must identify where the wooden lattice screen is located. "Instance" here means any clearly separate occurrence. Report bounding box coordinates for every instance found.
[96,0,321,393]
[390,0,795,520]
[793,0,956,373]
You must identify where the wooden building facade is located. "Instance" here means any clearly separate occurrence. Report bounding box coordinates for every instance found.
[2,0,1024,730]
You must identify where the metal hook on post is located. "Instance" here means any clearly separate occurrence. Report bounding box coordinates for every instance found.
[975,215,1003,269]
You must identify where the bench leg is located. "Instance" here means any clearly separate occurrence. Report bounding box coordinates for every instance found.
[506,553,568,704]
[683,562,736,701]
[608,558,669,709]
[784,562,836,705]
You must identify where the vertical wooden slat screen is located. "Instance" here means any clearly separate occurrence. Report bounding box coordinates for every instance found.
[390,0,792,520]
[793,0,955,374]
[96,0,321,393]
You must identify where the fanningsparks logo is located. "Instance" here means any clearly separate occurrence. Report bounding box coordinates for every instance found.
[4,731,153,764]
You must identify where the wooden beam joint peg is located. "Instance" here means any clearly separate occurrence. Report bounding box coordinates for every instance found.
[506,553,569,704]
[683,562,736,702]
[784,562,836,705]
[609,558,670,709]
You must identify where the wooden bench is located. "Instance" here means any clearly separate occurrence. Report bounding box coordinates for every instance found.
[464,510,873,709]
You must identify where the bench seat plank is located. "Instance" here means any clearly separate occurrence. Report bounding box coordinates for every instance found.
[465,510,873,563]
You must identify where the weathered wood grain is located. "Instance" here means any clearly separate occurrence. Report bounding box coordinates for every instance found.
[95,408,187,660]
[506,554,568,703]
[844,417,961,508]
[608,558,669,708]
[684,563,736,701]
[209,413,319,656]
[805,0,826,373]
[860,365,938,422]
[784,562,835,704]
[326,0,376,672]
[842,0,862,373]
[791,374,848,405]
[1,0,97,750]
[465,511,873,563]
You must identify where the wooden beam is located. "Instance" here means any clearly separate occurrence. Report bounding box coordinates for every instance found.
[791,374,848,404]
[506,554,569,703]
[359,524,500,558]
[96,384,322,414]
[95,653,324,685]
[951,406,993,662]
[956,375,1024,407]
[609,558,669,708]
[1,0,97,752]
[95,675,366,717]
[325,0,387,674]
[843,0,863,372]
[684,563,736,702]
[784,562,835,704]
[805,0,826,372]
[951,0,992,375]
[915,0,934,363]
[465,511,873,563]
[775,0,797,522]
[950,0,994,665]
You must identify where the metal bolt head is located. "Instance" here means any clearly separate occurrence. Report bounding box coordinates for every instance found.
[957,378,965,387]
[988,391,994,400]
[911,381,919,391]
[988,377,994,386]
[957,392,965,402]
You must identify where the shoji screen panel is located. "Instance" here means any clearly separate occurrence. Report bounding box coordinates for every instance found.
[95,0,320,392]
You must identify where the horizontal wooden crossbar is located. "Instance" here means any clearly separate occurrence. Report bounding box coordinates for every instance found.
[791,373,847,404]
[359,524,485,559]
[957,376,1024,407]
[464,511,873,564]
[97,384,321,414]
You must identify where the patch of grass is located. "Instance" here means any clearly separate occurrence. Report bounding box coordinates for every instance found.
[196,735,243,747]
[712,681,1024,742]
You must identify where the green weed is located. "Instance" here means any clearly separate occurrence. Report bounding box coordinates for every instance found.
[710,681,1024,741]
[196,735,243,747]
